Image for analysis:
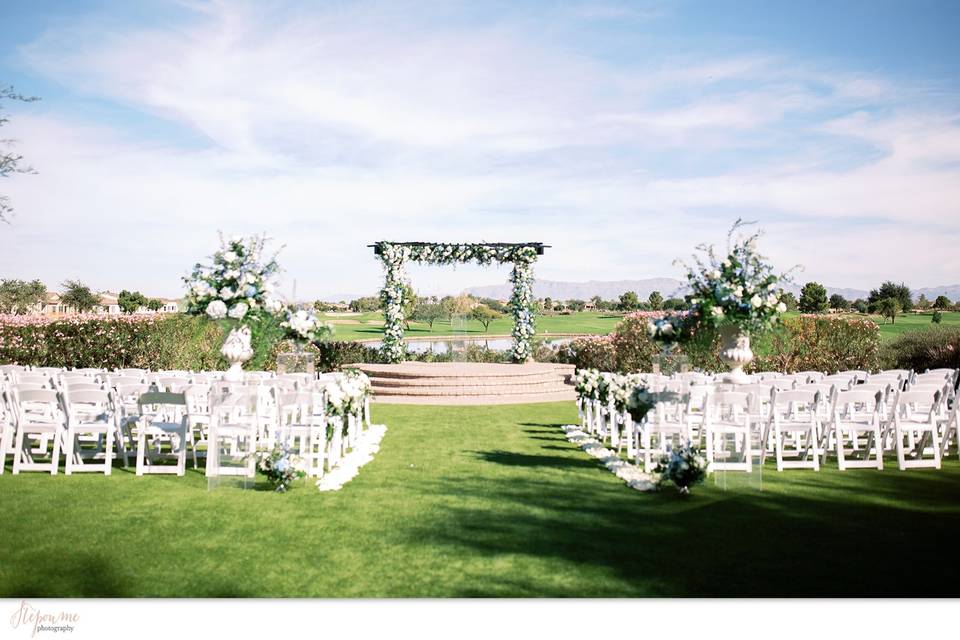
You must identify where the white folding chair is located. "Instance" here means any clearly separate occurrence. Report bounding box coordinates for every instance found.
[767,390,822,471]
[9,388,65,474]
[891,388,943,470]
[827,389,884,470]
[63,389,117,475]
[134,392,190,476]
[704,391,753,472]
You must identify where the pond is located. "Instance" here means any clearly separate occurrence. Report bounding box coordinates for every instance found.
[362,335,574,355]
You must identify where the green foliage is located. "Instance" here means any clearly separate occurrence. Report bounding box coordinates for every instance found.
[852,298,868,313]
[410,303,445,329]
[559,336,617,371]
[543,297,553,311]
[798,282,828,313]
[881,325,960,372]
[349,296,381,313]
[617,291,640,311]
[1,85,40,222]
[916,294,930,310]
[469,304,503,330]
[117,290,148,314]
[146,298,163,312]
[662,297,686,311]
[60,280,99,312]
[877,297,900,324]
[869,281,912,312]
[829,293,849,310]
[0,279,45,314]
[932,310,943,324]
[780,291,798,311]
[566,299,586,312]
[0,315,226,370]
[933,295,951,310]
[752,315,881,373]
[647,291,663,311]
[479,297,507,313]
[312,340,380,371]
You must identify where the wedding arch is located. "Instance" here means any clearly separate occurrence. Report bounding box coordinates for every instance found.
[370,241,547,363]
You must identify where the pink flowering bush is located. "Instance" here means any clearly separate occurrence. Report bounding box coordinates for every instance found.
[0,314,226,370]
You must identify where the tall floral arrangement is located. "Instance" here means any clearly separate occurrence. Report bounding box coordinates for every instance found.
[679,220,793,333]
[374,242,541,363]
[183,234,283,322]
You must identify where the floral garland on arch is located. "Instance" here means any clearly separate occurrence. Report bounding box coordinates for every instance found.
[373,242,542,363]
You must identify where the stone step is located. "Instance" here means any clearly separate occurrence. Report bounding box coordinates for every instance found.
[373,389,576,405]
[371,382,573,397]
[369,372,562,388]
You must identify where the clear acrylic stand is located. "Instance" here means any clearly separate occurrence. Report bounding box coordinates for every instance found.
[206,386,258,491]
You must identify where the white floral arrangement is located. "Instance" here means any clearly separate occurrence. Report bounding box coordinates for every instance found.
[574,368,601,401]
[655,443,708,495]
[281,306,333,343]
[323,370,373,419]
[183,233,283,323]
[679,219,794,333]
[374,242,541,363]
[255,443,307,493]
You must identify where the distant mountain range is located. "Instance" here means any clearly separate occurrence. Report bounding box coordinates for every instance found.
[462,279,960,303]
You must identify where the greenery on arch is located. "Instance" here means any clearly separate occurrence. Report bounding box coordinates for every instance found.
[372,241,545,363]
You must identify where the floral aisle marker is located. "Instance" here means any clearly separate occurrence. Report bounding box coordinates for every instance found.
[317,370,387,492]
[370,241,546,363]
[561,424,657,492]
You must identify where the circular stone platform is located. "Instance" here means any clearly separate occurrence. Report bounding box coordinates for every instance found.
[354,362,576,405]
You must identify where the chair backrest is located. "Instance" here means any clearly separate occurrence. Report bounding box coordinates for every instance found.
[114,383,150,400]
[65,382,105,394]
[155,377,190,393]
[108,375,145,388]
[771,389,820,409]
[893,388,942,419]
[63,389,113,422]
[709,391,751,409]
[913,372,953,387]
[11,382,48,393]
[137,392,188,412]
[115,368,147,377]
[821,374,853,391]
[835,389,882,412]
[794,371,825,382]
[70,368,104,377]
[154,370,192,379]
[14,374,54,387]
[769,378,796,392]
[11,388,63,426]
[798,383,834,397]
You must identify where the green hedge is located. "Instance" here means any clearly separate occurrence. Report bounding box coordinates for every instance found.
[881,326,960,372]
[559,314,881,374]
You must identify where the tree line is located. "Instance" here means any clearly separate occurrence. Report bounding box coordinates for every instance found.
[0,279,165,314]
[797,280,954,324]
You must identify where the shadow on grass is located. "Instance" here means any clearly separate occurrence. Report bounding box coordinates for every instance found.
[470,450,598,470]
[408,467,960,597]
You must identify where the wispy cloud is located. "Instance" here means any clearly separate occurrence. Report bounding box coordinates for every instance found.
[2,0,958,297]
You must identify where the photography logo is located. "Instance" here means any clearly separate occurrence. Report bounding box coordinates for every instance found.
[9,600,79,636]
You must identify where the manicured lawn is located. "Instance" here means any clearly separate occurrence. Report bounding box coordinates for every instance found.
[871,310,960,341]
[1,402,958,597]
[320,311,624,341]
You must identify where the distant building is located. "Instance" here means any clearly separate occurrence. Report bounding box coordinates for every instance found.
[35,290,182,316]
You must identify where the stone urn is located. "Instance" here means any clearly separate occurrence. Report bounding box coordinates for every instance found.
[719,324,753,384]
[221,326,254,382]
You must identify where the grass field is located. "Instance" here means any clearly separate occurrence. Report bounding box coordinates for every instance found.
[2,402,958,597]
[321,310,960,343]
[870,310,960,340]
[320,310,624,341]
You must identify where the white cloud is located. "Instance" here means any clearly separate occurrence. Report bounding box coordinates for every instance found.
[2,0,959,299]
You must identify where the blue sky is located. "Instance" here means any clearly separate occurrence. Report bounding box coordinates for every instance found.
[1,0,958,299]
